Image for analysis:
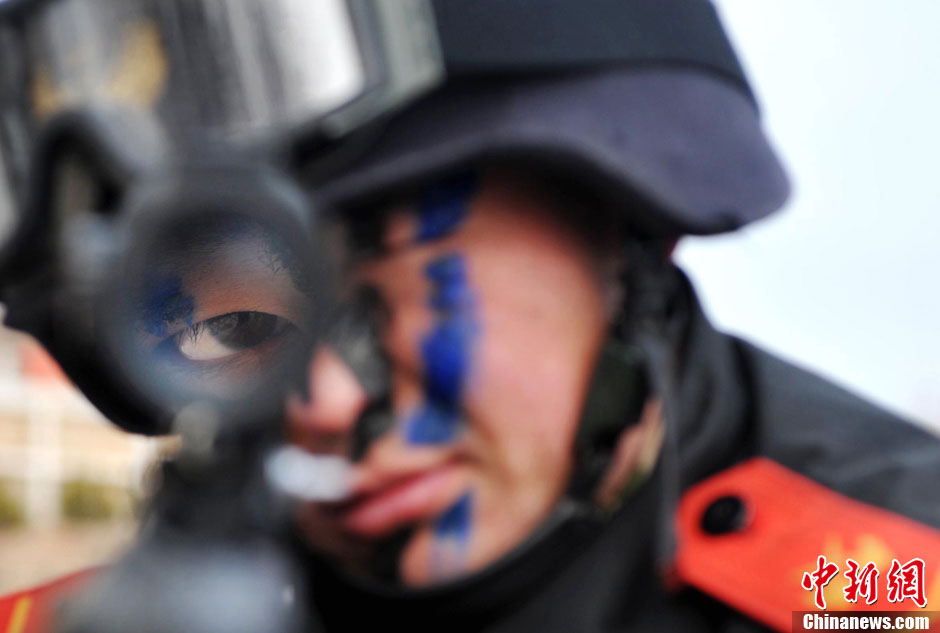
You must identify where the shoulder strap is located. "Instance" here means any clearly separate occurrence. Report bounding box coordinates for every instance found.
[0,569,97,633]
[674,458,940,632]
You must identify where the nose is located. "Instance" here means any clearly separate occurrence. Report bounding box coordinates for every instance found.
[286,347,368,456]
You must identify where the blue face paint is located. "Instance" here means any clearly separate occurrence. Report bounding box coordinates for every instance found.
[139,275,195,338]
[404,253,479,445]
[425,255,476,314]
[416,172,478,242]
[403,179,480,577]
[432,491,474,577]
[421,323,471,406]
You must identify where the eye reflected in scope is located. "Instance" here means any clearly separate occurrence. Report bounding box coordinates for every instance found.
[116,212,318,412]
[163,311,295,362]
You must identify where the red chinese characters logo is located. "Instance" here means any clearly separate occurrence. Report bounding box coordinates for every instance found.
[886,558,927,608]
[802,557,928,610]
[843,558,879,605]
[802,556,840,609]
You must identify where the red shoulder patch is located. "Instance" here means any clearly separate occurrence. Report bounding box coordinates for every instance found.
[674,457,940,632]
[0,569,97,633]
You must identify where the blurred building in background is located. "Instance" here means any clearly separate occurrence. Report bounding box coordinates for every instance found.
[0,331,160,527]
[0,327,166,593]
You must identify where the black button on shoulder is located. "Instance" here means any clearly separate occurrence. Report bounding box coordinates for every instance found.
[701,495,749,535]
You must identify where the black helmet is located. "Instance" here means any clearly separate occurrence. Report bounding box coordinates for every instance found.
[311,0,790,237]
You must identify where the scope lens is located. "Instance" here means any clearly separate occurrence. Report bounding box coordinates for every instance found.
[111,210,321,418]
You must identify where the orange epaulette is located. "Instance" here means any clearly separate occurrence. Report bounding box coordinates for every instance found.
[0,569,97,633]
[674,457,940,632]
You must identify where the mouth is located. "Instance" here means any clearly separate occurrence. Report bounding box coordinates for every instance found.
[339,459,469,539]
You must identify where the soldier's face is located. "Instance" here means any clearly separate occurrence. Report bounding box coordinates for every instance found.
[288,171,617,585]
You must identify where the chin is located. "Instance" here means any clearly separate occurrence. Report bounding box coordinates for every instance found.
[396,512,539,587]
[397,521,506,587]
[398,525,445,586]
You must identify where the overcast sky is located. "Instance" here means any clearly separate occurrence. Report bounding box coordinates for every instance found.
[677,0,940,429]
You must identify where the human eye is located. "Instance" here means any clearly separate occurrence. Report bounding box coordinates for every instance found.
[157,311,299,364]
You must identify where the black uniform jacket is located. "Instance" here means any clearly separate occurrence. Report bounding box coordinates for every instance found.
[306,268,940,632]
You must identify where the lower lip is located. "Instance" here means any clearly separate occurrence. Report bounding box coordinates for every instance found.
[340,463,464,538]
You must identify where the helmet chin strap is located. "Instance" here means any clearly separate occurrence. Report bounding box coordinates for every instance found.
[615,239,688,574]
[564,239,676,496]
[565,336,649,504]
[561,237,687,578]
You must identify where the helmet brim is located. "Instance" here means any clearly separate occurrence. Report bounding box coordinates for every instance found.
[317,68,790,237]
